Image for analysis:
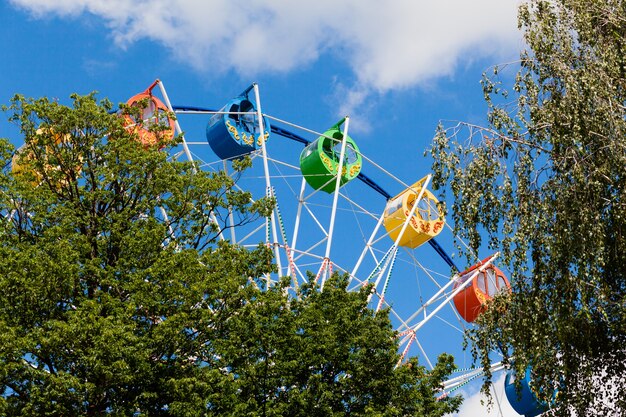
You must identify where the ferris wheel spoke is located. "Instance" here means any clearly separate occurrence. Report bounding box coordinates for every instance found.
[235,222,266,245]
[414,336,435,370]
[350,211,386,285]
[289,177,307,258]
[433,313,466,336]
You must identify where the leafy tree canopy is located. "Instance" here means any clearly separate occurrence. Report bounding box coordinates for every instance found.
[0,93,461,416]
[430,0,626,415]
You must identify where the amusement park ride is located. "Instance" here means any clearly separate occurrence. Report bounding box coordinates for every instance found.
[13,79,554,417]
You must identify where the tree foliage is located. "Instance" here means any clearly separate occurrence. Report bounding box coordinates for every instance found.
[0,93,461,416]
[430,0,626,415]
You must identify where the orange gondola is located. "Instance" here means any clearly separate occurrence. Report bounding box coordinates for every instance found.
[123,80,175,148]
[453,255,510,323]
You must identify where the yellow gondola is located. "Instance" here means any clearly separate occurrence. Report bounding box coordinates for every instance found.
[383,176,444,248]
[12,128,78,187]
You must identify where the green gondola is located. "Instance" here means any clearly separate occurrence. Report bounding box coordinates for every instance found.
[299,118,362,193]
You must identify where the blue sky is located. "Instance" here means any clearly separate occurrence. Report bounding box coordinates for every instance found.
[1,1,525,415]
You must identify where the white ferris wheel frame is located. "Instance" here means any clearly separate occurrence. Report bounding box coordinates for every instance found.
[152,79,509,409]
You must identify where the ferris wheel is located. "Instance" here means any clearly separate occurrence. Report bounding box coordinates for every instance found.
[117,79,518,406]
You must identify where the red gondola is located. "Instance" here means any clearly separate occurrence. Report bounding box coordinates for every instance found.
[453,255,510,323]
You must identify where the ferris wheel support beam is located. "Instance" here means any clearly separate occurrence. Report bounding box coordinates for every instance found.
[157,80,193,166]
[288,178,308,278]
[375,248,400,312]
[223,160,237,243]
[369,246,398,302]
[320,116,350,290]
[157,80,226,241]
[252,83,283,279]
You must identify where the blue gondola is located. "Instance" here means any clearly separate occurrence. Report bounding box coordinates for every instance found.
[505,367,554,417]
[206,89,270,160]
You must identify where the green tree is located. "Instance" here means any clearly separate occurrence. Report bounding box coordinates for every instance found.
[430,0,626,415]
[209,273,461,417]
[0,93,461,416]
[0,93,275,416]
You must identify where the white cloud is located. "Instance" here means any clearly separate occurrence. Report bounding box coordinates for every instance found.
[9,0,523,93]
[452,374,519,417]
